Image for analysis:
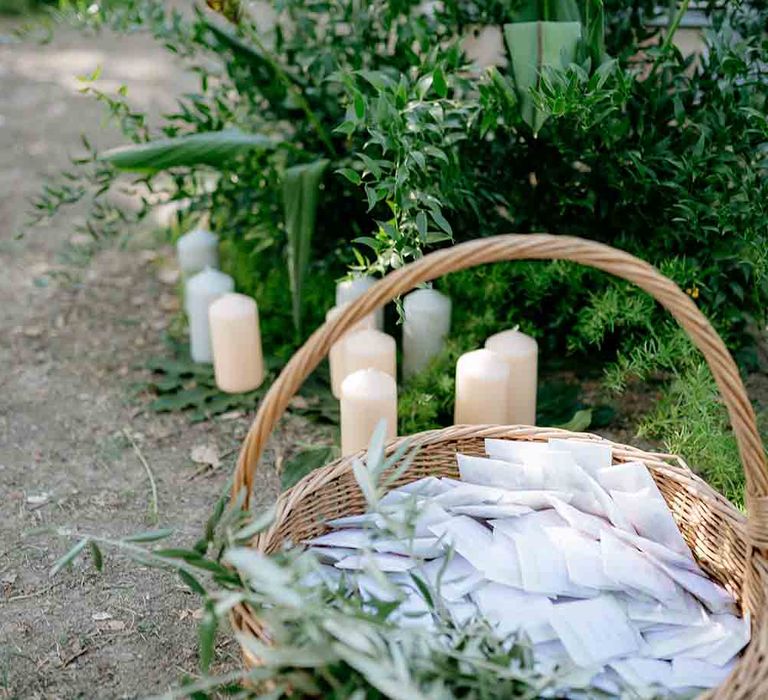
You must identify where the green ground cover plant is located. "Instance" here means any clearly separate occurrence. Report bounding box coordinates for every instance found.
[28,0,768,504]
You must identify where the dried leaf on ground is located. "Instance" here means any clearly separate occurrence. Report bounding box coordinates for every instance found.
[190,444,220,468]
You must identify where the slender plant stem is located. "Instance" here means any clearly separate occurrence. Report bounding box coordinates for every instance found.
[146,667,269,699]
[52,529,203,580]
[649,0,692,78]
[245,30,338,158]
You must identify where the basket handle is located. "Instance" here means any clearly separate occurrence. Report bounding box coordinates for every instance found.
[232,234,768,542]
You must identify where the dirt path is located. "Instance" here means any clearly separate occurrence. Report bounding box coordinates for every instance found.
[0,21,292,700]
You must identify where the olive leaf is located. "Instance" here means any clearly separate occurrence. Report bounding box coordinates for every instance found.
[198,602,218,672]
[50,538,88,577]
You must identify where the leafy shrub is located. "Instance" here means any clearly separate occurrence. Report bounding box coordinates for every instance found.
[30,0,768,500]
[34,0,767,347]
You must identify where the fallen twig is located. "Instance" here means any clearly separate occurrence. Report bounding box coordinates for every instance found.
[123,429,159,522]
[2,583,56,604]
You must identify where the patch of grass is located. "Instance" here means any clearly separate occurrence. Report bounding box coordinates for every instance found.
[637,362,752,508]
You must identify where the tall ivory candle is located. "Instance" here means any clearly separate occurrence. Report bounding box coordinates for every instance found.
[185,267,234,363]
[402,288,452,379]
[454,349,510,424]
[484,329,538,425]
[209,293,264,393]
[343,329,396,381]
[336,275,383,330]
[326,304,377,398]
[340,369,397,456]
[176,227,219,276]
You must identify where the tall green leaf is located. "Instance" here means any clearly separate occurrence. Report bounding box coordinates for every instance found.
[283,159,329,334]
[510,0,581,22]
[101,130,278,173]
[503,21,582,133]
[582,0,607,67]
[507,1,607,67]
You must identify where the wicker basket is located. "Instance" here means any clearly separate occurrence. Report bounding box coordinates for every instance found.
[229,234,768,699]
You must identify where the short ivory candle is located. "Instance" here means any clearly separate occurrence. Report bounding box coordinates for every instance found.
[454,349,510,424]
[209,293,264,393]
[326,304,377,398]
[402,288,452,379]
[484,329,538,425]
[340,368,397,456]
[176,227,219,276]
[185,267,234,363]
[336,275,383,330]
[343,329,396,382]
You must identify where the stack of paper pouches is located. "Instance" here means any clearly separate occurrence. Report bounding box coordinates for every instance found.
[306,438,749,699]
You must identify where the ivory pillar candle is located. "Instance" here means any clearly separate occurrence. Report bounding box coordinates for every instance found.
[176,227,219,276]
[185,267,234,363]
[326,304,377,398]
[402,288,452,379]
[336,275,383,330]
[343,329,396,381]
[484,329,538,425]
[209,293,264,393]
[340,368,397,456]
[454,349,510,424]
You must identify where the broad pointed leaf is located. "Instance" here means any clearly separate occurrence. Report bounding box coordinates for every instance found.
[503,21,582,133]
[510,0,580,22]
[101,130,278,173]
[283,159,329,333]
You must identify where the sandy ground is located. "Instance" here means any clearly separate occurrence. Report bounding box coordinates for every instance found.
[0,19,301,699]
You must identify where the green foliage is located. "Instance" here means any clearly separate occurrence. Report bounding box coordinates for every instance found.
[140,337,340,423]
[28,0,768,500]
[638,361,746,508]
[142,348,268,422]
[42,435,563,699]
[35,1,768,358]
[0,0,52,15]
[283,159,330,333]
[504,21,583,132]
[101,129,279,173]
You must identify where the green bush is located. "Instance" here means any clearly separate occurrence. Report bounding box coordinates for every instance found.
[34,0,767,347]
[31,0,768,500]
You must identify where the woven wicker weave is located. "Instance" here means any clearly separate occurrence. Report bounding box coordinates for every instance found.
[229,234,768,699]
